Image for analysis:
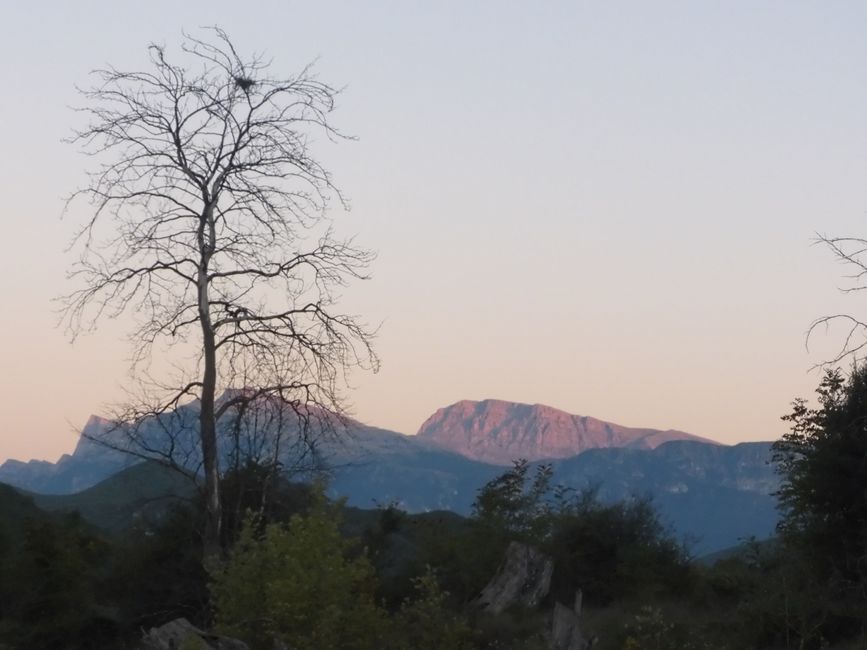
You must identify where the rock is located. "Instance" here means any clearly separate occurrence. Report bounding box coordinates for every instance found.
[475,541,554,614]
[550,591,591,650]
[140,617,249,650]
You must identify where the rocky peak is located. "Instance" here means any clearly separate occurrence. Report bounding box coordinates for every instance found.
[416,399,717,465]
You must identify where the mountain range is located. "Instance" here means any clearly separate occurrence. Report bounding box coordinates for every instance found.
[0,397,780,554]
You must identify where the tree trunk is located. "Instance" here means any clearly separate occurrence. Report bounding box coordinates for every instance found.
[199,204,221,559]
[200,328,221,559]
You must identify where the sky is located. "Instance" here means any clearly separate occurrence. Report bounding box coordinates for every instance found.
[2,1,867,462]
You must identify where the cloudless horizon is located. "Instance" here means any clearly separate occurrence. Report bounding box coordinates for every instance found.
[3,2,867,462]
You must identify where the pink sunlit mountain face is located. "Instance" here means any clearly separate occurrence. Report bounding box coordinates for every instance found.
[415,399,720,465]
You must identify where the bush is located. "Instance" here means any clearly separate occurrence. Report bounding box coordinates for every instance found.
[210,493,389,650]
[772,365,867,643]
[392,567,473,650]
[108,502,209,631]
[467,461,692,608]
[773,366,867,577]
[0,514,117,649]
[546,492,691,606]
[622,606,715,650]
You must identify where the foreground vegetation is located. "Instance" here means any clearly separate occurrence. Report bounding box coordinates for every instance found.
[2,366,867,648]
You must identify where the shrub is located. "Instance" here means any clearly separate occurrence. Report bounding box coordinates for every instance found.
[392,567,473,650]
[547,493,691,606]
[210,493,389,650]
[0,514,117,648]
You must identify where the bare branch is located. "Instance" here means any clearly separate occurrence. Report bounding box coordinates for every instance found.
[808,234,867,369]
[62,29,377,556]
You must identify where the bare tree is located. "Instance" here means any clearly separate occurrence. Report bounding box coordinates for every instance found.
[62,28,377,557]
[808,235,867,365]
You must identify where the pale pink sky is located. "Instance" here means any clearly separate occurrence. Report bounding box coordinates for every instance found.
[2,2,866,461]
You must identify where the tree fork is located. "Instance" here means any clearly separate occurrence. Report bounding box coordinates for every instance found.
[62,27,378,563]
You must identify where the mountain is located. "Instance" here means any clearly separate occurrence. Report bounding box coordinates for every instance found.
[329,439,778,555]
[0,397,779,554]
[328,445,502,513]
[0,397,418,495]
[3,438,777,555]
[0,400,449,498]
[416,399,719,465]
[0,416,139,494]
[548,440,778,554]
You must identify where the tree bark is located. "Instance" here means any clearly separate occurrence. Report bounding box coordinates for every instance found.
[199,203,221,558]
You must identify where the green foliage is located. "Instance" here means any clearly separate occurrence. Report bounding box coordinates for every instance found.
[547,490,691,606]
[179,635,209,650]
[392,567,474,650]
[471,607,550,650]
[0,514,117,649]
[470,461,691,608]
[472,459,554,540]
[774,366,867,581]
[771,365,867,644]
[622,606,714,650]
[415,460,556,606]
[218,462,317,545]
[107,501,209,630]
[693,540,838,649]
[359,499,408,564]
[210,493,389,650]
[19,403,867,650]
[416,519,507,606]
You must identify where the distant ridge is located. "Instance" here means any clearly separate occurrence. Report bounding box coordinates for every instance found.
[0,395,778,554]
[416,399,719,465]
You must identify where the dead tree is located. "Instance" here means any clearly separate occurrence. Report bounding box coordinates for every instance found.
[62,28,377,558]
[809,235,867,365]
